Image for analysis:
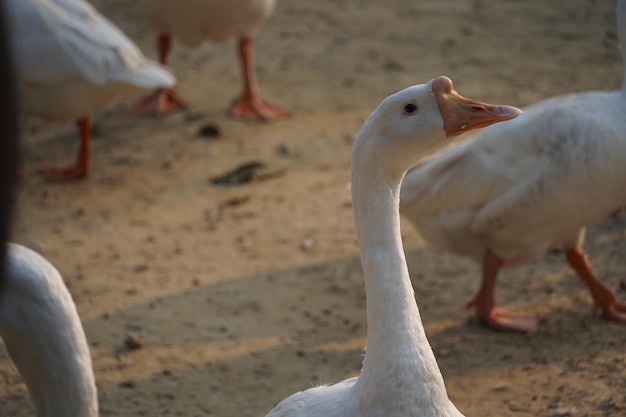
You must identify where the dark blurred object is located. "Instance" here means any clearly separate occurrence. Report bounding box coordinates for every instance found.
[210,161,266,185]
[197,122,221,139]
[0,3,19,293]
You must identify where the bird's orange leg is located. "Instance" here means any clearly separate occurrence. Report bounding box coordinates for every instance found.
[41,116,92,181]
[466,249,540,332]
[133,33,187,115]
[230,37,292,121]
[565,245,626,322]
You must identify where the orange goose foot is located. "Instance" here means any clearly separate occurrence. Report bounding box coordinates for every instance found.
[466,298,540,333]
[40,164,88,182]
[133,87,187,115]
[230,95,292,121]
[565,246,626,323]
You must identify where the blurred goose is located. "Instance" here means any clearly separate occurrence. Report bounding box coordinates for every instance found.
[136,0,292,120]
[264,77,521,417]
[400,0,626,333]
[7,0,176,181]
[0,243,98,417]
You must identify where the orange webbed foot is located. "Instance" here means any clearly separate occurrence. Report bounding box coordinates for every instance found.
[589,286,626,322]
[565,246,626,324]
[40,164,88,182]
[133,87,187,116]
[466,298,540,333]
[230,95,292,121]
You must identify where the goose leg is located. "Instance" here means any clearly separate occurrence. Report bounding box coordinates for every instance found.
[466,249,540,332]
[565,245,626,322]
[133,33,187,115]
[41,116,91,181]
[230,37,292,121]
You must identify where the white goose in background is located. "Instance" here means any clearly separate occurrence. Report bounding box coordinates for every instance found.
[0,243,98,417]
[136,0,292,120]
[7,0,176,181]
[399,0,626,333]
[264,76,521,417]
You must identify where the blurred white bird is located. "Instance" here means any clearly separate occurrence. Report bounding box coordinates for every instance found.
[265,76,520,417]
[136,0,291,120]
[7,0,176,181]
[0,243,98,417]
[400,0,626,332]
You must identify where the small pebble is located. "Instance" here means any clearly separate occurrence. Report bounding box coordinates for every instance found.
[198,123,221,139]
[124,333,145,351]
[507,402,526,412]
[118,380,135,389]
[220,196,250,208]
[552,407,576,417]
[491,382,508,392]
[276,141,291,156]
[301,237,316,251]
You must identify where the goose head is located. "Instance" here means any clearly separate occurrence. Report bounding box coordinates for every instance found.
[353,76,522,180]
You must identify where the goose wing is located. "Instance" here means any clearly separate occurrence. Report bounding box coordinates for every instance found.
[9,0,174,89]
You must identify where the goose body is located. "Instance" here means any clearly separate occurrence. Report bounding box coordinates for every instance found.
[7,0,176,180]
[399,0,626,332]
[402,92,626,264]
[136,0,291,120]
[264,76,521,417]
[0,243,98,417]
[144,0,276,47]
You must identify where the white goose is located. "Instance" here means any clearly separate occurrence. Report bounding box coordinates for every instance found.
[399,0,626,333]
[0,243,98,417]
[264,76,521,417]
[136,0,292,120]
[7,0,176,181]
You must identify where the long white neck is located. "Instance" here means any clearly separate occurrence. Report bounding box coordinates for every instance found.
[0,244,98,417]
[350,144,452,410]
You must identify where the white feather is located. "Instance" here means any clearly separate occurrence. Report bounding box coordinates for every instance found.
[0,244,98,417]
[400,0,626,264]
[143,0,277,47]
[264,77,520,417]
[6,0,176,121]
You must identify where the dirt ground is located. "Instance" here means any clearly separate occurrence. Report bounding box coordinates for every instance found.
[2,0,626,416]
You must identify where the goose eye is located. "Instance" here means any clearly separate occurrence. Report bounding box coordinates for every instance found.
[404,103,417,114]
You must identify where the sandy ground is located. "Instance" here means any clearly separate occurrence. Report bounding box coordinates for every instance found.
[2,0,626,416]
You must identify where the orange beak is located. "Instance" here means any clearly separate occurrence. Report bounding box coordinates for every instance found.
[433,76,522,137]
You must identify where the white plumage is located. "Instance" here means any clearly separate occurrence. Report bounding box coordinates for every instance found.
[0,244,98,417]
[136,0,291,119]
[400,0,626,332]
[7,0,176,180]
[144,0,276,47]
[264,76,521,417]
